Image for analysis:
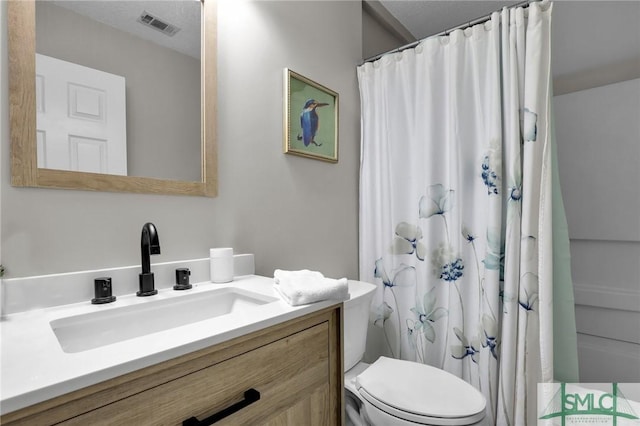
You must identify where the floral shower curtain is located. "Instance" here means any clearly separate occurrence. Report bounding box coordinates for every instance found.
[358,2,575,424]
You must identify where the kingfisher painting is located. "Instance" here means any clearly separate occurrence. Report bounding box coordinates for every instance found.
[297,99,329,147]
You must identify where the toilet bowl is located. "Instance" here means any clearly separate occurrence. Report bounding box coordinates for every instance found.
[344,280,486,426]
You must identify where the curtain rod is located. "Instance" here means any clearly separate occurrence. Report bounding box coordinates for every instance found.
[362,0,532,64]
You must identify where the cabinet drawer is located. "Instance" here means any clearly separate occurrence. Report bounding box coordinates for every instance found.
[62,322,330,425]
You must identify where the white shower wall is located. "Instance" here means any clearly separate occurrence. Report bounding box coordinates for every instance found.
[554,78,640,382]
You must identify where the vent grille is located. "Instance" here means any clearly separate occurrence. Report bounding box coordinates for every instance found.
[137,11,181,37]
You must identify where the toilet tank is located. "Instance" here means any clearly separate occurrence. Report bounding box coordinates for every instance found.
[344,280,376,372]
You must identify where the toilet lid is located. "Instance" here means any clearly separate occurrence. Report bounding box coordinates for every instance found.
[356,357,486,423]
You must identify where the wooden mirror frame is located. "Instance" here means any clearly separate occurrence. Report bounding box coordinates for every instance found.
[8,0,217,197]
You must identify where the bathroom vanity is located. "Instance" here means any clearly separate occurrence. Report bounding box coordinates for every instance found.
[0,270,344,425]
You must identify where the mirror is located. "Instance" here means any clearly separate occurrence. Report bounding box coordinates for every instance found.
[8,0,217,197]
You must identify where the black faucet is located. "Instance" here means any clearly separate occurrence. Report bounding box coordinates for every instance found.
[138,222,160,296]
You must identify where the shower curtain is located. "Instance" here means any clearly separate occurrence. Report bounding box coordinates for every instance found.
[358,2,577,424]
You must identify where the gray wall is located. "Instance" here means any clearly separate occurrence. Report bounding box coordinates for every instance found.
[0,1,362,280]
[36,2,201,181]
[362,3,409,60]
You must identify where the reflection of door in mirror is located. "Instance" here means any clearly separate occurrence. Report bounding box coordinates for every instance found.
[36,53,128,175]
[35,1,201,182]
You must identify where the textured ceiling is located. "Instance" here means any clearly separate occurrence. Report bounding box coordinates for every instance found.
[550,1,640,77]
[47,0,640,79]
[377,0,640,78]
[379,0,520,40]
[50,0,201,59]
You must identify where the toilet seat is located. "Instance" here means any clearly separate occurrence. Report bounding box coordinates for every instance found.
[355,357,486,425]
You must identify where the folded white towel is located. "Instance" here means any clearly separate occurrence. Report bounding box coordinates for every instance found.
[274,269,349,306]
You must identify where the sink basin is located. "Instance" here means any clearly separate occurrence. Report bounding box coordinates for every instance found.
[50,288,278,353]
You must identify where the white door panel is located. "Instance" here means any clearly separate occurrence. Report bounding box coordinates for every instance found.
[36,53,127,175]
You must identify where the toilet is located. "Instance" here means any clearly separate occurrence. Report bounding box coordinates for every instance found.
[344,280,486,426]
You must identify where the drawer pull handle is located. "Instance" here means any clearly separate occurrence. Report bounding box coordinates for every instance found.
[183,388,261,425]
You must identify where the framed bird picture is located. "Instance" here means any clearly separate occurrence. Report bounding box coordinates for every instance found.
[284,69,338,162]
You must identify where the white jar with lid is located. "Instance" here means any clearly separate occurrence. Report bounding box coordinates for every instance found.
[210,248,234,283]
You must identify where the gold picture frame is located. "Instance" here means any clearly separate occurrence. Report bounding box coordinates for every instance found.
[284,69,338,163]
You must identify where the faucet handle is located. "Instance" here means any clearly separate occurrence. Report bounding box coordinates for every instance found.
[174,268,192,290]
[92,277,116,304]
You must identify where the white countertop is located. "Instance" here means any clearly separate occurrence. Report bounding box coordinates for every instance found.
[0,275,341,415]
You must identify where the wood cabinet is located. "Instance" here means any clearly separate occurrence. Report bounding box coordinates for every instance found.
[1,306,343,425]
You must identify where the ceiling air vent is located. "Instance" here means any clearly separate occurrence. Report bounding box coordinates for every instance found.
[137,11,181,37]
